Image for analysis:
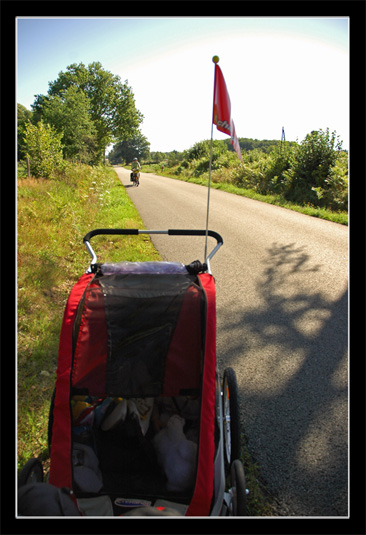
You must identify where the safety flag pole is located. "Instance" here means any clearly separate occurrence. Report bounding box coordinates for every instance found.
[204,56,242,262]
[204,59,217,262]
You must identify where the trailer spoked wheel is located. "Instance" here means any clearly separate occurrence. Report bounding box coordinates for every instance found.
[18,457,44,487]
[222,367,241,473]
[230,459,247,516]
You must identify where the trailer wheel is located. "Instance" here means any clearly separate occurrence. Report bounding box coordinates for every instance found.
[230,459,247,516]
[18,458,43,487]
[222,367,241,471]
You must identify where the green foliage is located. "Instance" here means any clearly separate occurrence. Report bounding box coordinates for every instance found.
[17,104,33,160]
[23,121,64,178]
[108,132,150,164]
[149,151,167,163]
[282,129,345,208]
[177,140,234,177]
[32,62,143,163]
[237,137,285,153]
[232,149,271,191]
[39,85,98,163]
[311,150,348,211]
[184,139,213,160]
[231,144,293,196]
[146,132,348,215]
[167,150,184,167]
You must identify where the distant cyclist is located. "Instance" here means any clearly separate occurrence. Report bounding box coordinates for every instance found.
[130,158,141,181]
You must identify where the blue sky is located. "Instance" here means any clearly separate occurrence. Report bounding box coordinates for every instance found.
[17,17,349,152]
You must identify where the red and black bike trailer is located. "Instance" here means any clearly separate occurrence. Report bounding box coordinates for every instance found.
[18,229,247,517]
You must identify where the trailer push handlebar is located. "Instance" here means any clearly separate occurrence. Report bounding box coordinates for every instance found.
[83,229,223,274]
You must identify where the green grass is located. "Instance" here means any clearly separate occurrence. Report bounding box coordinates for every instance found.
[141,164,348,226]
[240,435,279,516]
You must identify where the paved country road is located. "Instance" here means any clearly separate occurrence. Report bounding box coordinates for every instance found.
[115,167,348,517]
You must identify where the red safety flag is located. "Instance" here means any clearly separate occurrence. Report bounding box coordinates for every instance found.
[213,64,242,162]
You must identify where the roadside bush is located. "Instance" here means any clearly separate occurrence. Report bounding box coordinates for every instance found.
[23,121,64,179]
[283,128,343,206]
[232,150,271,192]
[264,146,293,194]
[311,151,348,211]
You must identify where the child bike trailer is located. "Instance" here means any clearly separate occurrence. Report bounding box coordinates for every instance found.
[18,229,247,517]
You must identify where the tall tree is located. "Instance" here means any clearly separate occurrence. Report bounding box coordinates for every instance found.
[108,132,150,164]
[17,104,33,160]
[39,86,97,163]
[32,62,143,162]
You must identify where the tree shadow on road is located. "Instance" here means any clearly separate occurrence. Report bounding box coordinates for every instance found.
[219,242,348,516]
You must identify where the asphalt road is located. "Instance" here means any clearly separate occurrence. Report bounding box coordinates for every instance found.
[115,167,349,516]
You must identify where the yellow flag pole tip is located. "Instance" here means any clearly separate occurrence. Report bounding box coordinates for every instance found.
[212,56,219,63]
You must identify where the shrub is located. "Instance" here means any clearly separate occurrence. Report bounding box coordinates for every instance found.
[311,151,348,211]
[283,129,343,206]
[264,146,293,194]
[23,121,64,179]
[232,150,271,192]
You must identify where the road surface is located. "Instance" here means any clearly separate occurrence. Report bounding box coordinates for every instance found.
[115,167,348,516]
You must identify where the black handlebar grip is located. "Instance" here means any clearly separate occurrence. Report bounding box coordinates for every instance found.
[83,229,139,242]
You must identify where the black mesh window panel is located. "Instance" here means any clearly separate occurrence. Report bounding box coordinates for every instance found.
[99,274,192,397]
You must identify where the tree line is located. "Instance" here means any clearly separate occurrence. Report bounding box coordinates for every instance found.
[107,137,294,166]
[17,62,144,177]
